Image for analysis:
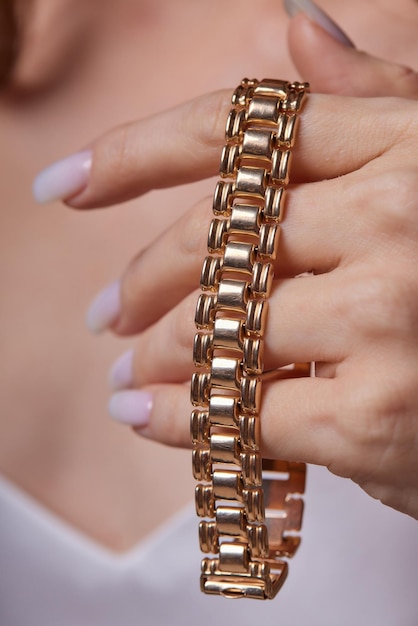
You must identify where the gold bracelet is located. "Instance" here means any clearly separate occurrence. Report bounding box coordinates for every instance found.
[191,78,310,600]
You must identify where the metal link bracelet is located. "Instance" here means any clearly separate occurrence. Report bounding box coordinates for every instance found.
[191,78,310,600]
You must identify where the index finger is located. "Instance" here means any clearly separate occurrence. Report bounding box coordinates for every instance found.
[66,89,415,209]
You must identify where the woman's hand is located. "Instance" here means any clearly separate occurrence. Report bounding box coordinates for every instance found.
[34,15,418,519]
[80,90,418,520]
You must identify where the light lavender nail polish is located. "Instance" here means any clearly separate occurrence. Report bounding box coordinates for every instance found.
[86,280,121,334]
[108,390,153,427]
[33,149,92,204]
[108,349,134,391]
[283,0,354,47]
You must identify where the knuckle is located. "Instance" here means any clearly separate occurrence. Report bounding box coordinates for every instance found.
[185,90,231,152]
[178,199,211,258]
[340,266,418,338]
[100,123,132,178]
[353,167,418,231]
[340,270,413,337]
[379,168,418,227]
[342,374,411,450]
[172,296,196,354]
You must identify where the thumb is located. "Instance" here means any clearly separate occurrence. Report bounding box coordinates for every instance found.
[287,9,418,98]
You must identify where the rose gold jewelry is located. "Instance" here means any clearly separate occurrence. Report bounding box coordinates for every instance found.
[191,78,310,600]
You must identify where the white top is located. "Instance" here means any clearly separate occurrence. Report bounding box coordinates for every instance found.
[0,466,417,626]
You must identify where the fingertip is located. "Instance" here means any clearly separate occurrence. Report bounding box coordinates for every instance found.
[285,1,354,48]
[288,11,352,58]
[33,150,92,204]
[287,12,360,95]
[108,390,153,427]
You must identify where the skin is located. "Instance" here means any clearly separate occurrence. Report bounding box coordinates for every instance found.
[0,0,298,551]
[73,90,418,518]
[0,0,418,552]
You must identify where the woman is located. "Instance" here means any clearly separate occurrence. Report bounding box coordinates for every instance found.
[1,0,417,623]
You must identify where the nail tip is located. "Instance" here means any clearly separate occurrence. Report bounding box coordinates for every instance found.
[32,149,92,205]
[85,313,106,335]
[107,390,152,427]
[32,177,48,204]
[283,0,297,18]
[85,306,109,335]
[108,394,120,421]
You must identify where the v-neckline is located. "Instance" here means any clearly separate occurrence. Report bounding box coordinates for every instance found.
[0,473,195,566]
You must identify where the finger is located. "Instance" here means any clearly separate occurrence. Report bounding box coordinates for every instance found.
[130,235,416,394]
[67,90,231,208]
[114,196,211,335]
[109,377,342,468]
[288,12,418,98]
[114,168,378,337]
[109,367,418,516]
[114,271,349,390]
[63,91,412,209]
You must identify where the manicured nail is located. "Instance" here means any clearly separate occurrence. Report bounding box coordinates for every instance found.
[108,390,153,427]
[283,0,354,47]
[33,149,92,204]
[108,349,134,391]
[86,280,121,334]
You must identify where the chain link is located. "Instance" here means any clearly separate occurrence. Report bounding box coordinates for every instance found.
[191,78,310,600]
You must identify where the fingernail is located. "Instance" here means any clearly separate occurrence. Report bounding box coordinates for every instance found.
[86,280,121,334]
[108,390,153,427]
[108,349,134,391]
[33,149,92,204]
[283,0,354,47]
